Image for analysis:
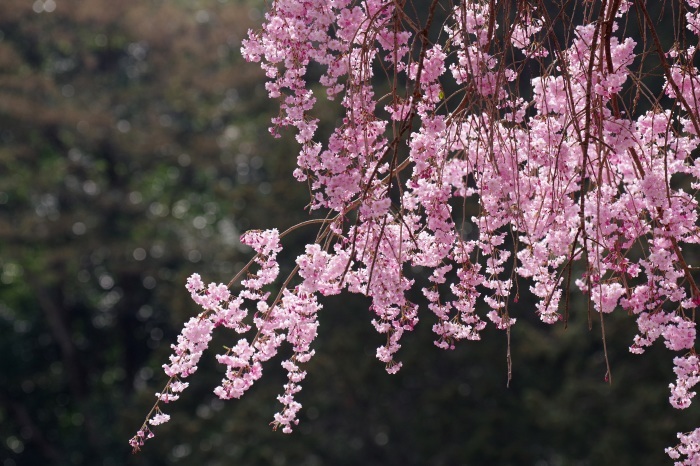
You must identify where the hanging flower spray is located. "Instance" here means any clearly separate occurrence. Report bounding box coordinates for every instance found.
[133,1,700,462]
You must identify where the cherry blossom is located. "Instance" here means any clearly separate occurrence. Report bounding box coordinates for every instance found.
[132,1,700,461]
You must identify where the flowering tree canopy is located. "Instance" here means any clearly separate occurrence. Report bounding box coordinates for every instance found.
[133,0,700,462]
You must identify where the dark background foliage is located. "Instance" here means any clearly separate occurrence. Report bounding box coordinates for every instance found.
[0,1,697,465]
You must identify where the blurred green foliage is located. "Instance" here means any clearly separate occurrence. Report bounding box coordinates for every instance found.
[0,1,697,465]
[0,0,305,463]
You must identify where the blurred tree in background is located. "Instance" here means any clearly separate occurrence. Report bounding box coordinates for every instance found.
[0,1,697,465]
[0,0,305,463]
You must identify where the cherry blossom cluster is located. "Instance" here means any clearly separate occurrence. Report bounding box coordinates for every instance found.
[667,427,700,465]
[130,229,284,450]
[134,0,700,461]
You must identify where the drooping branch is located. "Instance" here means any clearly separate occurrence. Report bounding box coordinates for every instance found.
[132,1,700,463]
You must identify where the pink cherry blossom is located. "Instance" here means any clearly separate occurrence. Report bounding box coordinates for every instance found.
[133,1,700,460]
